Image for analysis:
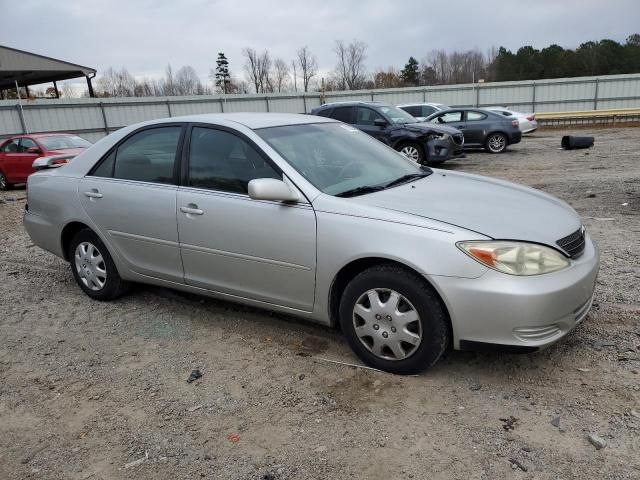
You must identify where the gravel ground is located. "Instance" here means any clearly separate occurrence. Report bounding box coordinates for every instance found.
[0,127,639,480]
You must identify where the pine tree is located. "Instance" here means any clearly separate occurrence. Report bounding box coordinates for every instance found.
[400,57,420,86]
[215,52,231,94]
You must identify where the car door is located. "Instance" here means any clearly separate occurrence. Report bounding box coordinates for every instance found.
[15,137,41,182]
[177,125,317,311]
[354,106,390,143]
[463,111,490,145]
[1,138,24,183]
[78,125,185,283]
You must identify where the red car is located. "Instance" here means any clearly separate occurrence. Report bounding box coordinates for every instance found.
[0,133,92,190]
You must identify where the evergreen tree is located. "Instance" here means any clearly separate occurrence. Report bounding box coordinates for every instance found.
[400,57,420,85]
[215,52,231,94]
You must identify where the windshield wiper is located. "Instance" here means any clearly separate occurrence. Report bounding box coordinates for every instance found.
[384,171,431,188]
[335,185,386,198]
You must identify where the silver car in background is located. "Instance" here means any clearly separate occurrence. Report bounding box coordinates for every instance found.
[486,106,538,133]
[24,113,599,374]
[397,102,450,121]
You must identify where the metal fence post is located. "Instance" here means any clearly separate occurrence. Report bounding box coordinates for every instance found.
[593,78,599,110]
[531,81,536,112]
[98,102,109,134]
[166,100,172,117]
[475,84,480,107]
[423,88,426,102]
[15,104,27,133]
[265,96,270,112]
[302,95,307,113]
[219,98,225,113]
[370,91,374,101]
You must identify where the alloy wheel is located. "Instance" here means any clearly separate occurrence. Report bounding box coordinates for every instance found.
[352,288,423,361]
[0,173,6,190]
[74,241,107,291]
[488,134,506,152]
[400,145,420,162]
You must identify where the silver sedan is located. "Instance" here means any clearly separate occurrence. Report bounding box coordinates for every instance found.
[24,113,599,374]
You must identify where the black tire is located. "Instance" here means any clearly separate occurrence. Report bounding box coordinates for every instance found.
[0,171,13,191]
[339,263,450,375]
[396,142,426,164]
[68,228,129,301]
[485,132,508,153]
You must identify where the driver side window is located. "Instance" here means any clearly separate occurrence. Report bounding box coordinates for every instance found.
[356,107,385,126]
[1,139,20,153]
[435,112,463,123]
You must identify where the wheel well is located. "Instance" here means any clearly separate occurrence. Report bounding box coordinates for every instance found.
[486,131,509,143]
[328,257,452,340]
[60,221,90,261]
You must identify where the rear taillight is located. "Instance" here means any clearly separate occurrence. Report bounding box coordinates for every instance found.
[512,119,519,128]
[526,115,535,121]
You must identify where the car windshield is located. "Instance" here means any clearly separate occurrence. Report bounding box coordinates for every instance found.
[37,135,92,150]
[257,123,427,196]
[378,106,418,124]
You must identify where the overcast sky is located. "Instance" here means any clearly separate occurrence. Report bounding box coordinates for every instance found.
[3,0,639,88]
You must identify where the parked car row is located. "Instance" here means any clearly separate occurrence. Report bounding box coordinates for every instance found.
[310,101,535,164]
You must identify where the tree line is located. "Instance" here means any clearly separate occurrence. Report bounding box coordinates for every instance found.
[10,34,640,98]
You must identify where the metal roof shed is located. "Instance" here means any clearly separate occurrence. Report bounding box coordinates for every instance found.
[0,45,96,98]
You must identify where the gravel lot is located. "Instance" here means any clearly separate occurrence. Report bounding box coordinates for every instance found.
[1,127,639,480]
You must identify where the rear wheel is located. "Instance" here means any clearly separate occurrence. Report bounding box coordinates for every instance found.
[397,142,425,164]
[339,263,450,374]
[0,171,13,191]
[485,133,508,153]
[68,229,129,300]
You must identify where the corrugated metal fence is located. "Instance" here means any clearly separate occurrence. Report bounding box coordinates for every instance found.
[1,73,639,141]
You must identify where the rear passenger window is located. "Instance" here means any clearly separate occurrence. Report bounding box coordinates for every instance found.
[422,106,437,116]
[330,107,353,123]
[402,106,421,117]
[187,127,280,194]
[92,127,181,184]
[467,112,488,121]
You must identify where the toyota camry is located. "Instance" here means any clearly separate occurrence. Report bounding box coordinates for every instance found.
[24,113,599,374]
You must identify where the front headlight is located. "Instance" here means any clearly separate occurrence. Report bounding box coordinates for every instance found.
[457,241,570,276]
[426,133,446,141]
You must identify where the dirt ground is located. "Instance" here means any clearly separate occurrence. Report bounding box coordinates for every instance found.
[1,127,639,480]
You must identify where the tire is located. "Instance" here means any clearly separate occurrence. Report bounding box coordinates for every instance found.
[339,263,450,375]
[0,171,13,191]
[396,142,425,164]
[485,133,508,153]
[68,228,129,300]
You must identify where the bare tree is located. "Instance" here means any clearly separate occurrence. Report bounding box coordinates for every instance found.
[175,65,202,95]
[163,64,176,96]
[295,46,317,92]
[333,40,368,90]
[96,67,136,97]
[243,48,272,93]
[272,58,290,92]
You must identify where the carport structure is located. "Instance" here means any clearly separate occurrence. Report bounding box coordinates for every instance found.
[0,45,96,99]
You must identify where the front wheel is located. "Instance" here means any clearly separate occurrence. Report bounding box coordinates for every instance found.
[397,142,425,164]
[69,229,129,300]
[0,171,13,191]
[485,133,508,153]
[339,264,450,374]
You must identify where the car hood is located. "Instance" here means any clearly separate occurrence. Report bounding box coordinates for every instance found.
[45,148,86,156]
[398,122,462,135]
[351,170,581,247]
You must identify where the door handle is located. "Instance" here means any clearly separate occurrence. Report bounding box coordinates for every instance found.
[84,189,103,199]
[180,204,204,216]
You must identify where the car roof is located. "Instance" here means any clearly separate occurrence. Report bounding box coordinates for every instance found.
[143,113,337,130]
[397,102,447,107]
[315,101,388,109]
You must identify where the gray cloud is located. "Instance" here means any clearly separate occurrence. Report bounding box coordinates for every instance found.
[2,0,639,87]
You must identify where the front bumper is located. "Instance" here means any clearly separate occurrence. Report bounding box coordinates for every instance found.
[424,135,465,164]
[430,235,599,350]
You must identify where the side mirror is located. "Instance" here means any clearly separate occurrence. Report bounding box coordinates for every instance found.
[374,119,388,128]
[27,147,42,154]
[248,178,300,202]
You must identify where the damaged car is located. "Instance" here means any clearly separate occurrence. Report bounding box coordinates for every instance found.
[311,101,464,165]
